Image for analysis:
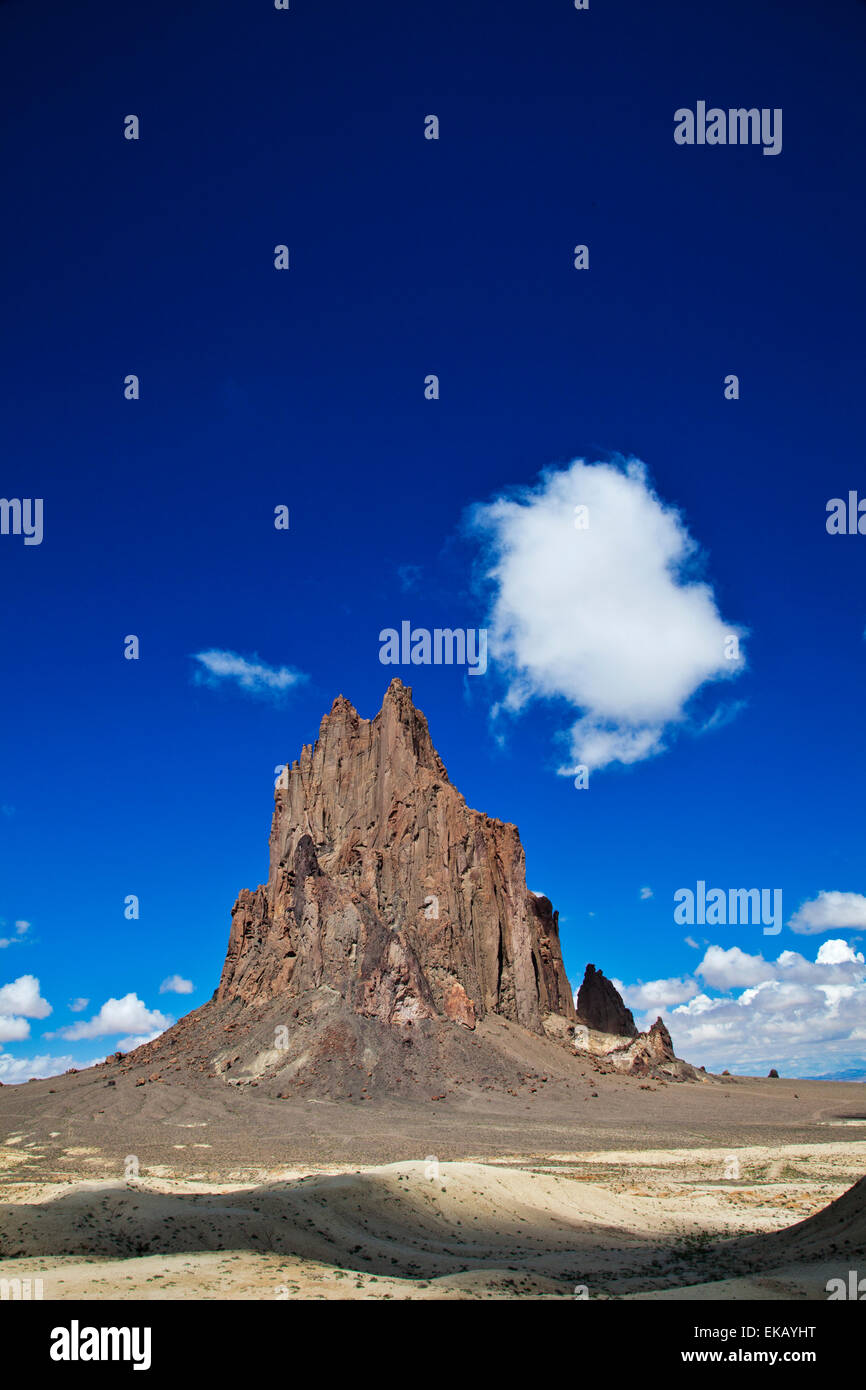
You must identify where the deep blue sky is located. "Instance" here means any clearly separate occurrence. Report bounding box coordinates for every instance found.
[1,0,864,1078]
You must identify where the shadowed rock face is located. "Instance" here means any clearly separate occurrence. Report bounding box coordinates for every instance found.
[217,679,575,1035]
[575,964,638,1039]
[571,974,697,1080]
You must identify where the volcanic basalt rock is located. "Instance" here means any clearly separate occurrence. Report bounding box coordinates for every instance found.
[217,679,575,1036]
[575,963,638,1038]
[124,681,700,1094]
[573,969,699,1080]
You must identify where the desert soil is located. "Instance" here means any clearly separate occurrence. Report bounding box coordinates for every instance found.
[1,1058,864,1300]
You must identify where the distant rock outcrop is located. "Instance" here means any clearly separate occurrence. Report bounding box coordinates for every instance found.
[575,963,638,1038]
[573,969,698,1080]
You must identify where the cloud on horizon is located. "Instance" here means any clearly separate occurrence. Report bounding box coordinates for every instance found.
[191,649,307,701]
[624,939,866,1074]
[470,458,746,772]
[0,1051,104,1084]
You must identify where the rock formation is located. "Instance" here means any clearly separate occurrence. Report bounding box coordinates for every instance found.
[572,965,699,1079]
[126,680,700,1095]
[218,678,575,1035]
[575,963,638,1038]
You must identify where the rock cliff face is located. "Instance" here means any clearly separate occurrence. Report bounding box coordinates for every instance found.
[217,679,575,1035]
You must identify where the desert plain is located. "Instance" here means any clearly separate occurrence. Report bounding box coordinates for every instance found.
[1,1021,864,1301]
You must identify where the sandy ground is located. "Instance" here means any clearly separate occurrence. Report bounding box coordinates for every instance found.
[2,1057,865,1300]
[1,1138,863,1300]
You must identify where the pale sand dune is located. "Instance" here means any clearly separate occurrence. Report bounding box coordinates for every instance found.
[626,1262,845,1301]
[1,1148,863,1300]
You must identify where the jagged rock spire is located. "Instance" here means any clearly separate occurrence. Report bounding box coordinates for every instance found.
[218,681,575,1034]
[575,963,638,1038]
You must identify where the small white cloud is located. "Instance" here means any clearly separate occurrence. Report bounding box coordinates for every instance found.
[670,992,718,1018]
[699,700,748,734]
[470,458,745,772]
[816,939,865,966]
[639,886,653,900]
[397,564,422,592]
[0,975,52,1019]
[159,975,194,995]
[117,1029,167,1051]
[68,997,89,1013]
[684,936,700,949]
[192,649,306,701]
[52,993,171,1041]
[0,922,30,949]
[789,891,866,936]
[0,1016,30,1042]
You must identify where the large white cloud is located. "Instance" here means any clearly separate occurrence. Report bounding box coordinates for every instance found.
[788,891,866,935]
[52,993,171,1041]
[626,940,866,1074]
[471,459,745,771]
[697,945,776,990]
[0,974,52,1019]
[192,649,306,700]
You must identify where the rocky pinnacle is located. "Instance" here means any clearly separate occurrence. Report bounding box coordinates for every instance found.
[217,679,575,1034]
